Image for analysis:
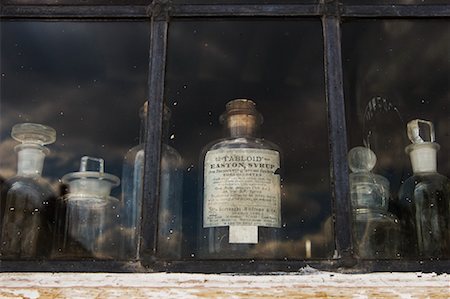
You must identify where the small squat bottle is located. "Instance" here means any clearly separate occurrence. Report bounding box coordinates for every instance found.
[348,146,400,259]
[55,156,120,259]
[0,123,57,259]
[198,99,282,259]
[121,103,183,259]
[397,119,450,258]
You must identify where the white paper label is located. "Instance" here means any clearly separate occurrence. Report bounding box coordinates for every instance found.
[229,226,258,244]
[203,148,281,241]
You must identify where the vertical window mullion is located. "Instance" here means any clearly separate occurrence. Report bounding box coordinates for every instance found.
[141,15,170,260]
[322,15,354,264]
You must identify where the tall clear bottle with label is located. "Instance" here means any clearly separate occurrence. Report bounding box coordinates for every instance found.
[0,123,57,259]
[348,146,400,259]
[198,99,282,259]
[121,103,183,260]
[397,119,450,258]
[54,156,121,259]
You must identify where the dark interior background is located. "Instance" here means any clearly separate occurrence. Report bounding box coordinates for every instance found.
[164,19,334,259]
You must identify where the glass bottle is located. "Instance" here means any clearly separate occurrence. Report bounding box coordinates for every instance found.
[397,119,450,258]
[55,156,120,259]
[198,99,282,259]
[121,103,183,260]
[348,146,400,259]
[0,123,57,259]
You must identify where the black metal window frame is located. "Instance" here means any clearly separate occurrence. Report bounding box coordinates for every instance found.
[1,0,449,274]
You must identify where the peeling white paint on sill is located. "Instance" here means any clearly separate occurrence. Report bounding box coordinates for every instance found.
[0,270,448,289]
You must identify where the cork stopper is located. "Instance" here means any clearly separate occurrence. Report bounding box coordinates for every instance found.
[219,99,263,137]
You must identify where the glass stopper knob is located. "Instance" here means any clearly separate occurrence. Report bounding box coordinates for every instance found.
[348,146,377,173]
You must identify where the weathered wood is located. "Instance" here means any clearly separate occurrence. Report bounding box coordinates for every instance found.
[0,271,448,298]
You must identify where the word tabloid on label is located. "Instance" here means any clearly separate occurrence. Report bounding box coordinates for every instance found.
[203,148,281,238]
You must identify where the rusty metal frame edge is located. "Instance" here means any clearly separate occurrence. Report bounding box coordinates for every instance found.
[1,3,450,19]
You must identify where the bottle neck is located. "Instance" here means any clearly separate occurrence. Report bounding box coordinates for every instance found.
[225,114,260,138]
[15,143,48,177]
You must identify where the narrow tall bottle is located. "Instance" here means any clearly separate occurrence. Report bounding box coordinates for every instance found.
[348,146,400,259]
[55,156,120,259]
[397,119,450,258]
[0,123,57,259]
[121,103,183,259]
[198,99,282,259]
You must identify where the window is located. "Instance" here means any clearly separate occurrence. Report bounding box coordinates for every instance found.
[0,1,449,273]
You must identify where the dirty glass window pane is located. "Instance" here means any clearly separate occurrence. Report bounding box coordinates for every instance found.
[343,19,450,260]
[164,19,333,260]
[0,21,150,261]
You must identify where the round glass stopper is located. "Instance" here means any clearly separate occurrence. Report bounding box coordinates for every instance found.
[348,146,377,173]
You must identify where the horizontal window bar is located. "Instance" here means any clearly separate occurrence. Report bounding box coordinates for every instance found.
[2,259,449,273]
[341,5,450,17]
[170,4,321,17]
[0,5,150,18]
[2,4,450,18]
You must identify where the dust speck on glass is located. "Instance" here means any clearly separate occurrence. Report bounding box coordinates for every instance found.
[343,19,450,260]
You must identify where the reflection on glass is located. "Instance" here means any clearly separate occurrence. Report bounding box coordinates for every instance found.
[121,103,183,260]
[343,20,450,259]
[199,99,281,259]
[54,156,120,259]
[120,104,147,259]
[166,19,332,259]
[397,120,450,258]
[0,123,57,259]
[158,107,183,259]
[348,146,400,259]
[0,21,149,261]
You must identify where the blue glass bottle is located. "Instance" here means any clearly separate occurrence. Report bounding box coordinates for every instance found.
[121,103,183,259]
[0,123,57,259]
[397,119,450,258]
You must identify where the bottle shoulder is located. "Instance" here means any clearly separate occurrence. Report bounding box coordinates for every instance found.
[203,137,280,153]
[400,172,450,191]
[3,176,56,198]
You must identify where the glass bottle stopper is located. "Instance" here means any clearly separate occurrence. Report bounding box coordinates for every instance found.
[12,123,56,146]
[405,119,440,173]
[11,123,56,176]
[62,156,120,200]
[348,146,377,173]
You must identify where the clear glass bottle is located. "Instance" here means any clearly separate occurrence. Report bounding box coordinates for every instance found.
[397,119,450,258]
[0,123,57,259]
[348,146,400,259]
[121,103,183,260]
[54,156,120,259]
[198,99,282,259]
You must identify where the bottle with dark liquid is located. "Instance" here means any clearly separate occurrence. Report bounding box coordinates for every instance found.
[397,119,450,258]
[198,99,282,259]
[0,123,57,259]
